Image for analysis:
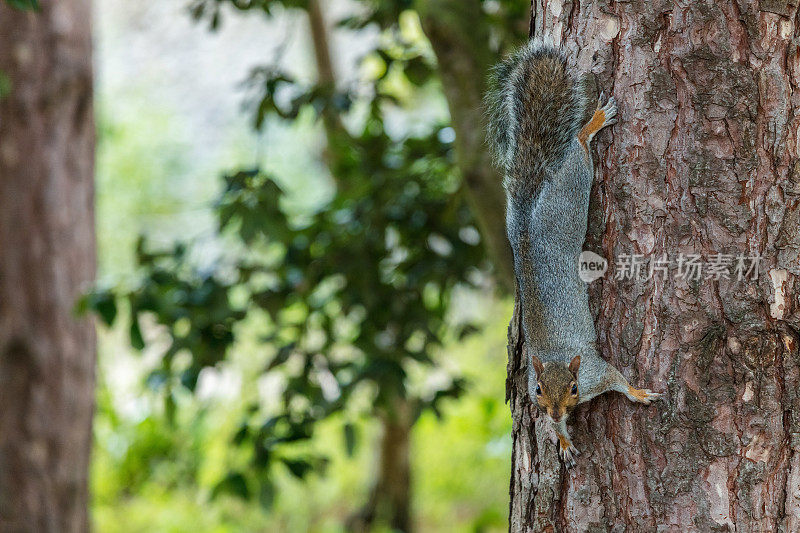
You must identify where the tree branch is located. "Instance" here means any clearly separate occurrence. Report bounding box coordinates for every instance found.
[306,0,348,185]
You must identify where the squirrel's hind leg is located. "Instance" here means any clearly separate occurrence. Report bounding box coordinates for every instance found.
[578,93,617,153]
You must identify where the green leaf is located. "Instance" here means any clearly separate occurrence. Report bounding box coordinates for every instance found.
[404,56,433,86]
[83,290,117,326]
[165,392,176,425]
[457,323,480,341]
[267,342,295,370]
[282,458,312,479]
[212,472,250,500]
[180,366,201,391]
[258,479,275,509]
[130,316,145,350]
[232,423,249,445]
[343,422,357,457]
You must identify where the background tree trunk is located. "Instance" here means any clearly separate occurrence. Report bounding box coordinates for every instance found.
[417,0,517,293]
[0,1,96,531]
[348,402,414,533]
[508,0,800,531]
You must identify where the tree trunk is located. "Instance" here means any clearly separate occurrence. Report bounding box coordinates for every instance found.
[508,0,800,531]
[349,400,414,533]
[0,2,96,532]
[416,0,517,293]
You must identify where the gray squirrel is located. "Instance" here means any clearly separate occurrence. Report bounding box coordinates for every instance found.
[486,39,661,468]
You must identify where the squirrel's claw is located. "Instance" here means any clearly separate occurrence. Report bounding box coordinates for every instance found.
[641,390,663,404]
[559,442,579,468]
[627,387,662,405]
[600,96,617,126]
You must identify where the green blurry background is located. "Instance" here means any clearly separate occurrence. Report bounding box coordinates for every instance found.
[91,1,520,531]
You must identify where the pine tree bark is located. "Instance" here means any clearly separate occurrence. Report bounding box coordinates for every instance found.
[508,0,800,531]
[0,1,96,531]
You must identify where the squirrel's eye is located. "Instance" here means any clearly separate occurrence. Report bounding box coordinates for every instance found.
[571,383,578,396]
[535,384,542,396]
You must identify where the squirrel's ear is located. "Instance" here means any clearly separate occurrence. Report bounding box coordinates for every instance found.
[531,355,544,377]
[568,355,581,375]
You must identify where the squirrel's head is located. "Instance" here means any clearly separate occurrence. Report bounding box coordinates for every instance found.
[530,355,581,423]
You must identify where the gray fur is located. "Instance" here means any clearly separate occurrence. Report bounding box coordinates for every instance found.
[510,137,610,403]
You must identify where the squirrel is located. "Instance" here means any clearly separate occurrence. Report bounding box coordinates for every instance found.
[486,39,661,468]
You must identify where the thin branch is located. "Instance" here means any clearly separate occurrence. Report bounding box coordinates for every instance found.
[307,0,336,87]
[306,0,348,187]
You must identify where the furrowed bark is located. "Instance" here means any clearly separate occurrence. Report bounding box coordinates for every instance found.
[508,0,800,531]
[0,1,96,531]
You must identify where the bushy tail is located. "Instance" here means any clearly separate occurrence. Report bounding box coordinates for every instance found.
[485,40,584,202]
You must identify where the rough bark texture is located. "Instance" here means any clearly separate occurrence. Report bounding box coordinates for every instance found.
[417,0,517,293]
[0,1,96,531]
[508,0,800,531]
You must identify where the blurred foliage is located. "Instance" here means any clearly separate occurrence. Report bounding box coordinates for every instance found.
[89,0,530,528]
[94,98,210,277]
[91,302,513,532]
[85,2,490,509]
[86,119,485,503]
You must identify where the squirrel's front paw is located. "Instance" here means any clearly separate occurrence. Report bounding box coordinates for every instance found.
[559,441,579,468]
[626,386,662,405]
